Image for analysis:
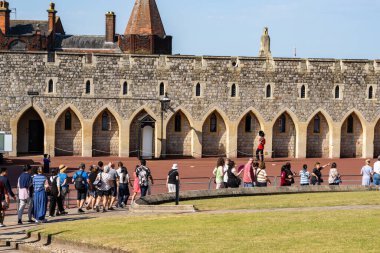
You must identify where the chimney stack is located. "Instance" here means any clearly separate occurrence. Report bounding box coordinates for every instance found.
[0,1,10,35]
[105,11,116,43]
[47,2,57,34]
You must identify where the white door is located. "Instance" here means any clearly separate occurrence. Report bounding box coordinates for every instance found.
[142,126,153,159]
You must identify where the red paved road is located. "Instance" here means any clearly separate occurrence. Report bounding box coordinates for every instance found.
[2,155,370,188]
[1,155,370,215]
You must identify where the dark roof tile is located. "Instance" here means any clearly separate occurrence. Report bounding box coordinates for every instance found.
[9,20,49,36]
[55,35,120,50]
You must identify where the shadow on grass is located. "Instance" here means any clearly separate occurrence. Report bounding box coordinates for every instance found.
[44,230,71,246]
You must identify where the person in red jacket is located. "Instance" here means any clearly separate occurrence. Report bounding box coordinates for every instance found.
[0,181,9,227]
[256,131,266,162]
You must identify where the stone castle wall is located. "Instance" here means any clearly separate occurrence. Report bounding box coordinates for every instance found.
[1,51,380,158]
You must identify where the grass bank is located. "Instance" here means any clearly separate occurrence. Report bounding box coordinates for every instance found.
[176,191,380,211]
[32,206,380,252]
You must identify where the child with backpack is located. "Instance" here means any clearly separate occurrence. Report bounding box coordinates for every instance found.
[49,169,66,217]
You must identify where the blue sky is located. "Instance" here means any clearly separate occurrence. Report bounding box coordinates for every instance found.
[9,0,380,59]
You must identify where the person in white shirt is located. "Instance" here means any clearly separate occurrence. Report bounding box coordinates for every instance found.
[373,156,380,187]
[116,162,132,208]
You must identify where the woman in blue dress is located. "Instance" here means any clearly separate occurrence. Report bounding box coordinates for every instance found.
[33,167,48,223]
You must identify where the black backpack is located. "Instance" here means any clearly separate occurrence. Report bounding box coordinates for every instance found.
[121,167,129,183]
[227,168,241,188]
[51,176,59,197]
[74,171,86,190]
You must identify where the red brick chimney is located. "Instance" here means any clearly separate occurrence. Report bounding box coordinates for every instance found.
[47,2,57,34]
[0,1,10,35]
[105,12,116,43]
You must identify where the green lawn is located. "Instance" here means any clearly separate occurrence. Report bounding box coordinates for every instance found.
[33,209,380,253]
[177,191,380,210]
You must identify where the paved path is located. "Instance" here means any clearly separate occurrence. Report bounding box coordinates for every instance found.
[0,207,131,252]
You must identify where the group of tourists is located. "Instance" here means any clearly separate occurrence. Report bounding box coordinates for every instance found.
[281,162,342,186]
[213,158,346,189]
[213,157,271,188]
[213,156,380,188]
[0,159,158,227]
[360,157,380,186]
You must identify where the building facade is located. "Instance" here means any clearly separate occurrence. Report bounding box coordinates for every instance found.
[1,0,380,159]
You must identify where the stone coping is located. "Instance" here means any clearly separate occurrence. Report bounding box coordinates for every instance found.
[0,50,378,62]
[135,185,376,205]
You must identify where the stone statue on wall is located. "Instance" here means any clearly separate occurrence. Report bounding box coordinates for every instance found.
[259,27,272,58]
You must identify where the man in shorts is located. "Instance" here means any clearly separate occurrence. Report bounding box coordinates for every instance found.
[95,166,112,212]
[72,163,89,213]
[58,165,69,209]
[107,163,118,210]
[86,165,98,210]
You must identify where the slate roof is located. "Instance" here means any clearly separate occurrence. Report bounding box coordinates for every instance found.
[55,35,120,50]
[9,20,49,36]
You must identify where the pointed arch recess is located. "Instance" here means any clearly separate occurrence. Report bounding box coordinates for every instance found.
[272,110,297,158]
[55,107,83,156]
[166,109,193,157]
[15,104,47,155]
[237,110,263,157]
[340,111,364,158]
[92,108,120,157]
[202,110,227,157]
[306,111,331,158]
[129,108,157,157]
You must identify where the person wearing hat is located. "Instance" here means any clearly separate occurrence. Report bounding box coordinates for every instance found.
[49,168,67,217]
[58,165,69,209]
[72,163,89,213]
[166,164,180,193]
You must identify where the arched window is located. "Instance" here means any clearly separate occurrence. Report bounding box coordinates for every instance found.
[64,111,72,130]
[48,79,54,93]
[300,85,306,98]
[102,112,109,131]
[159,82,165,96]
[347,115,354,133]
[245,114,252,132]
[195,83,201,97]
[85,80,91,94]
[266,85,271,98]
[335,86,340,99]
[174,113,181,132]
[368,86,373,99]
[210,113,217,133]
[231,84,236,97]
[122,82,128,95]
[313,115,320,133]
[279,114,286,133]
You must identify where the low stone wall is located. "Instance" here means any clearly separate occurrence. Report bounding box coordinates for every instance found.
[135,185,376,205]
